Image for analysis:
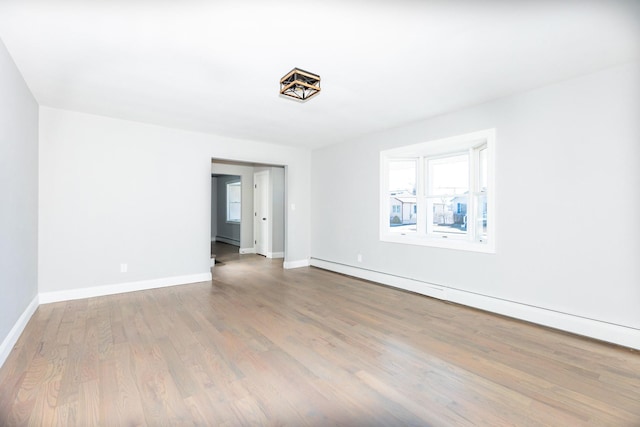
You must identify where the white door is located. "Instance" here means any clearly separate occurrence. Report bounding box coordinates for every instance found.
[254,171,270,256]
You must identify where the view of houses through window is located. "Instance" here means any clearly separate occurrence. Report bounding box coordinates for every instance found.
[388,159,417,231]
[426,153,471,236]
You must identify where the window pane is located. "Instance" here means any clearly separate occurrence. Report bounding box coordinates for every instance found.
[428,196,468,235]
[428,154,469,196]
[228,203,241,222]
[475,193,488,242]
[227,182,241,222]
[478,147,488,192]
[388,160,417,230]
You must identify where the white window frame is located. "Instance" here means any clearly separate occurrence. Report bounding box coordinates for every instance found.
[226,180,241,223]
[380,129,496,253]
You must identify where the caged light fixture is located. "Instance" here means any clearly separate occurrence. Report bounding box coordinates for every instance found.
[279,68,321,101]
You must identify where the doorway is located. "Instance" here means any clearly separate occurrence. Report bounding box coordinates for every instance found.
[211,159,285,263]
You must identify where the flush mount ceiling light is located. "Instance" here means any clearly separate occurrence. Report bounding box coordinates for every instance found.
[279,68,321,101]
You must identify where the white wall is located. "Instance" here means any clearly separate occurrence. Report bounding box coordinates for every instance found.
[38,107,311,295]
[0,38,39,363]
[311,61,640,348]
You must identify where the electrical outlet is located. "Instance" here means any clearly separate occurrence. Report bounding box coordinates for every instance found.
[357,254,362,263]
[120,263,128,273]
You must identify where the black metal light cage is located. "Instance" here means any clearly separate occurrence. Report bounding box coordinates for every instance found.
[279,68,321,101]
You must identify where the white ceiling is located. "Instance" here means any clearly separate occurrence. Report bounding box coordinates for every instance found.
[1,0,638,149]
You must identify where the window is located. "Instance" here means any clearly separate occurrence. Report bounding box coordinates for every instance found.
[226,181,241,223]
[380,129,495,253]
[388,159,417,229]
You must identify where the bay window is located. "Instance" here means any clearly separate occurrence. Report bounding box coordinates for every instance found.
[380,129,495,253]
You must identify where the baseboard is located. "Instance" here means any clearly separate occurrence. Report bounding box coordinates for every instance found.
[39,272,212,304]
[310,258,640,350]
[239,247,256,254]
[311,259,446,300]
[267,252,284,259]
[215,236,239,246]
[446,288,640,351]
[283,259,310,269]
[0,295,39,369]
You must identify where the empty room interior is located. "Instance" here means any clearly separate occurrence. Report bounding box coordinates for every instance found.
[1,0,639,425]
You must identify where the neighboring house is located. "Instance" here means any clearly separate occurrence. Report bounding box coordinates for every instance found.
[432,200,455,226]
[429,196,466,230]
[450,195,468,227]
[449,195,487,228]
[390,193,416,226]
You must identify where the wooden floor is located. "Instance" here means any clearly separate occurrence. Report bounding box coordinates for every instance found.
[1,243,639,426]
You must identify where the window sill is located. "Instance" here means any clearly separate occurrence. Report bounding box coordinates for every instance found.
[380,233,495,254]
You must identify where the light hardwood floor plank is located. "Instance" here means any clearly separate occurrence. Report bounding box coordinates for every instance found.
[1,241,639,426]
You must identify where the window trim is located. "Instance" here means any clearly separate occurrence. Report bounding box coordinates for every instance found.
[380,129,496,254]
